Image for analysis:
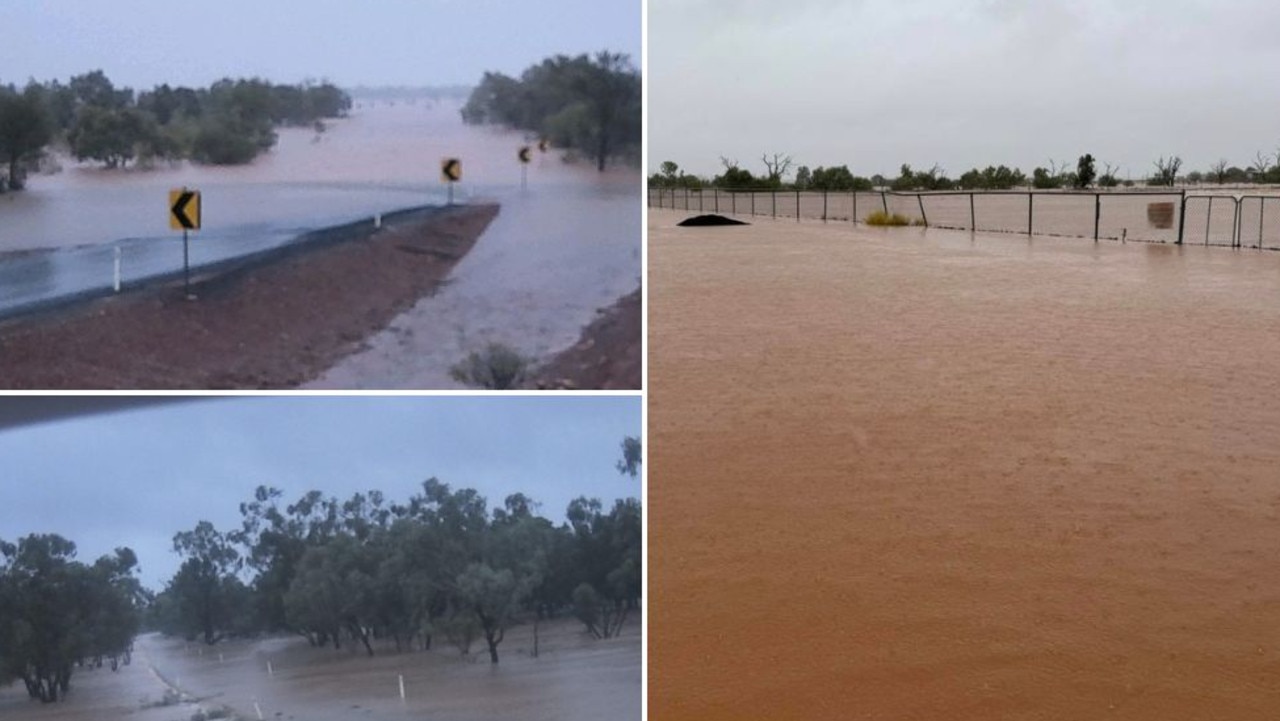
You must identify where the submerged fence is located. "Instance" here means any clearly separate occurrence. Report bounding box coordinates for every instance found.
[648,188,1280,250]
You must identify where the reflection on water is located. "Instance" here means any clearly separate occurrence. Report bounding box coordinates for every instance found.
[650,211,1280,720]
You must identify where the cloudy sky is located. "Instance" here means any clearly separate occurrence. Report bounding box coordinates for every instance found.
[649,0,1280,181]
[0,396,641,590]
[0,0,640,89]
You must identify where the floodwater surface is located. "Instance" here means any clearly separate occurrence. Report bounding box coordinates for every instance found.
[0,618,640,721]
[649,209,1280,720]
[0,101,640,378]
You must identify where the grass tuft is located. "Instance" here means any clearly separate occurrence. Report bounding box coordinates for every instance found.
[864,210,915,226]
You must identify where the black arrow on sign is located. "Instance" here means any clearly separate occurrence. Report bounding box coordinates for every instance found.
[171,191,197,230]
[518,146,531,163]
[443,158,461,182]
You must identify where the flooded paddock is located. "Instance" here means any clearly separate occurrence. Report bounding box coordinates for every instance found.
[649,209,1280,719]
[651,188,1280,248]
[0,618,640,721]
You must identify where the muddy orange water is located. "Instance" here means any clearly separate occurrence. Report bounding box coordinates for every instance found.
[649,209,1280,720]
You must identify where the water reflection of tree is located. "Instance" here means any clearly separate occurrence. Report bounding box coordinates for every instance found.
[0,250,57,304]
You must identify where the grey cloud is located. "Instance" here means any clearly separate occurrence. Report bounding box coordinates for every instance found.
[651,0,1280,179]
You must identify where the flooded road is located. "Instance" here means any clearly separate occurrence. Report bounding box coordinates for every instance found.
[0,100,640,377]
[306,169,640,388]
[0,618,640,721]
[649,210,1280,720]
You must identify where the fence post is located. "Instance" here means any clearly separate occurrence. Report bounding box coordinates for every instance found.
[1261,198,1267,248]
[1205,196,1213,245]
[795,190,800,222]
[1233,197,1241,249]
[1093,193,1101,241]
[1177,190,1186,245]
[853,190,858,224]
[969,193,976,231]
[731,191,736,215]
[698,189,703,212]
[1027,192,1034,235]
[714,188,719,213]
[881,191,888,214]
[772,191,776,218]
[822,190,828,222]
[917,194,928,227]
[750,192,755,216]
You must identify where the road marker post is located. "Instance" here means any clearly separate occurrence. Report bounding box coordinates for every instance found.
[399,674,406,700]
[113,246,121,292]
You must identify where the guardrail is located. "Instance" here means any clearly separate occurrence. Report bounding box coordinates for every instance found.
[649,187,1280,249]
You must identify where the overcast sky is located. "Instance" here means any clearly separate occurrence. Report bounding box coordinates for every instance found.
[650,0,1280,181]
[0,0,640,89]
[0,396,640,591]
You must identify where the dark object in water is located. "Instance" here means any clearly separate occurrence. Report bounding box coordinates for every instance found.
[677,214,749,227]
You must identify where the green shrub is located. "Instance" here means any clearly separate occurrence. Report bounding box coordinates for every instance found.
[191,122,259,165]
[449,343,531,390]
[864,210,913,226]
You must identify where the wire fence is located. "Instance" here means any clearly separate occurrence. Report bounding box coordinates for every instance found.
[648,187,1280,250]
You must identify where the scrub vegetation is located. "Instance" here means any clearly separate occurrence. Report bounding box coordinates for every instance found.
[0,70,351,190]
[863,210,915,227]
[461,51,641,172]
[651,148,1280,192]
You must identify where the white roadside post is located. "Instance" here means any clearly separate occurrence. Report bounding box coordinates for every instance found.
[113,246,121,292]
[398,674,406,701]
[267,660,274,677]
[254,701,264,720]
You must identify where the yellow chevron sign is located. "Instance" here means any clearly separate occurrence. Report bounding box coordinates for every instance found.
[441,157,462,182]
[169,188,200,231]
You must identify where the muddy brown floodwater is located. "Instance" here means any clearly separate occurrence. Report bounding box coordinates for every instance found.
[0,617,639,721]
[649,209,1280,720]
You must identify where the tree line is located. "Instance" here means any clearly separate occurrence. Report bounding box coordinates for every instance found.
[651,150,1280,192]
[1,438,640,705]
[0,70,351,191]
[0,537,144,702]
[461,51,641,172]
[151,438,642,666]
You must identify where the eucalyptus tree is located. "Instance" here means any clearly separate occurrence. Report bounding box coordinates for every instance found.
[0,535,141,702]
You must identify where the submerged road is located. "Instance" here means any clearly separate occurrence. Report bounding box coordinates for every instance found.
[306,172,641,389]
[0,184,433,319]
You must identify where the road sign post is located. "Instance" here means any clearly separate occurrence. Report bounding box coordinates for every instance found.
[169,188,201,299]
[518,145,531,192]
[441,158,462,206]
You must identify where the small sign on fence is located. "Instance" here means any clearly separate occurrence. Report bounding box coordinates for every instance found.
[1147,202,1175,229]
